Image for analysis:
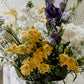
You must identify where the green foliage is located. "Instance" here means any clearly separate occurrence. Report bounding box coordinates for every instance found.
[0,18,4,27]
[77,57,84,66]
[77,0,82,4]
[56,27,65,45]
[26,1,34,8]
[3,24,21,45]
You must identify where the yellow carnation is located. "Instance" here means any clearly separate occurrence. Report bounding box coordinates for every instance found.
[42,39,48,46]
[27,43,37,54]
[21,64,33,76]
[24,57,33,64]
[38,63,50,74]
[43,44,53,54]
[6,44,25,54]
[21,26,42,43]
[59,54,80,73]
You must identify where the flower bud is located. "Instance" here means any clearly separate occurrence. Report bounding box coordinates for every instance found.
[3,31,13,42]
[47,0,55,5]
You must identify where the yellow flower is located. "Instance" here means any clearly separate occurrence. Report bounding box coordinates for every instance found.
[6,47,14,52]
[37,47,48,59]
[43,44,53,54]
[33,49,47,63]
[37,6,45,14]
[21,64,33,76]
[24,57,33,64]
[59,54,80,73]
[38,63,50,74]
[42,39,48,46]
[66,57,80,73]
[21,26,42,43]
[59,54,69,66]
[3,8,18,20]
[27,43,37,54]
[6,44,25,54]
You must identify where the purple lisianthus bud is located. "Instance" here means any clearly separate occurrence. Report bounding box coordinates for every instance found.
[50,29,58,38]
[46,29,58,45]
[59,1,66,12]
[55,19,61,26]
[62,12,69,20]
[46,19,51,29]
[46,0,55,5]
[46,37,57,46]
[45,4,62,19]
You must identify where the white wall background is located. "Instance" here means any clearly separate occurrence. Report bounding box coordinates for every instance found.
[0,0,84,84]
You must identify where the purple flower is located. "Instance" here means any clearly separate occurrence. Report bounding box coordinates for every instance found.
[46,0,55,5]
[62,12,69,20]
[45,4,62,19]
[59,1,66,12]
[46,29,58,45]
[50,29,58,38]
[47,37,57,46]
[54,19,61,26]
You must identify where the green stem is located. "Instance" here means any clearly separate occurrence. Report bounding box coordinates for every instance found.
[2,0,10,10]
[0,56,9,61]
[13,64,25,78]
[45,0,48,7]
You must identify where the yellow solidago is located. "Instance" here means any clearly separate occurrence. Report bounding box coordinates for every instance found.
[27,43,37,54]
[6,44,25,54]
[3,8,18,20]
[34,48,48,61]
[38,63,50,74]
[37,6,45,14]
[59,54,80,73]
[21,26,42,43]
[42,39,48,46]
[21,64,33,76]
[43,44,53,54]
[24,57,33,64]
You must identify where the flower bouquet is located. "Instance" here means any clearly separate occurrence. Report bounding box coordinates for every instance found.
[0,0,84,84]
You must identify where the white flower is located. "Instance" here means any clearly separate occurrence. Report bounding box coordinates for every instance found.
[62,23,83,47]
[61,23,84,59]
[34,21,47,37]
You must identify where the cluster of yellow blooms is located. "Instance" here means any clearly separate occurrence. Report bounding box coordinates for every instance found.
[22,26,53,75]
[6,26,53,76]
[6,26,80,76]
[21,39,53,75]
[3,8,18,20]
[59,54,80,73]
[37,6,45,14]
[6,44,25,54]
[21,26,42,43]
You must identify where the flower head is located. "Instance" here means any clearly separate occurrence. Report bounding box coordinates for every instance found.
[58,1,66,12]
[46,29,58,45]
[46,0,55,5]
[59,54,80,73]
[45,4,62,19]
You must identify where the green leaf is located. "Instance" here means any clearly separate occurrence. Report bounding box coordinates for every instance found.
[73,73,77,82]
[26,1,34,8]
[78,0,82,3]
[77,57,84,66]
